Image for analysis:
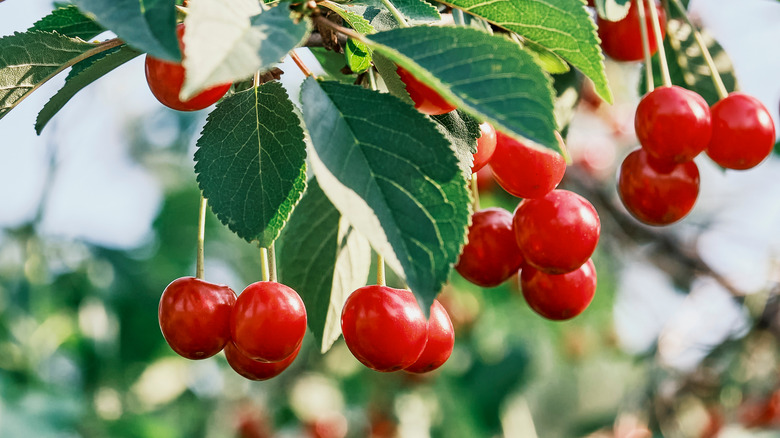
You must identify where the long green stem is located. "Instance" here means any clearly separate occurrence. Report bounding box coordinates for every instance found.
[669,0,728,99]
[646,0,671,87]
[261,248,270,282]
[635,0,655,94]
[268,242,278,283]
[470,173,480,211]
[381,0,409,28]
[196,196,208,279]
[376,254,386,286]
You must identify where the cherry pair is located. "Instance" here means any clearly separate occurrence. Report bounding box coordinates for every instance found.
[158,277,307,380]
[341,285,455,373]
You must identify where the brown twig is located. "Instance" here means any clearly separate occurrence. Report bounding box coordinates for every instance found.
[290,50,315,78]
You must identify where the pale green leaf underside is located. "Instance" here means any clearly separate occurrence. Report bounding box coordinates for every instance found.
[72,0,180,61]
[36,45,142,134]
[195,82,307,247]
[181,0,310,99]
[278,178,371,353]
[29,5,105,40]
[368,26,560,153]
[301,78,470,311]
[438,0,613,104]
[0,31,97,121]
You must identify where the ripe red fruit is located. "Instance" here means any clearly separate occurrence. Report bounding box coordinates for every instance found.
[231,281,307,363]
[472,122,497,173]
[635,86,712,163]
[490,131,566,199]
[513,190,600,274]
[706,93,777,170]
[341,285,428,372]
[225,341,301,381]
[618,148,700,225]
[404,300,455,373]
[158,276,236,359]
[455,208,525,287]
[145,24,232,111]
[597,1,667,62]
[396,66,457,115]
[520,259,597,321]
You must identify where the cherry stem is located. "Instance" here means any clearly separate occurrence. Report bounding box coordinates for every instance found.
[376,254,386,286]
[196,196,207,280]
[260,248,271,282]
[646,0,672,87]
[314,16,364,42]
[290,50,316,78]
[268,241,278,282]
[669,0,729,99]
[470,173,480,211]
[635,0,655,94]
[381,0,409,28]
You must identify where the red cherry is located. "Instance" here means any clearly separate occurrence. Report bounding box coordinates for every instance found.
[490,131,566,199]
[158,276,236,359]
[340,285,428,372]
[520,259,597,321]
[404,300,455,373]
[455,208,525,287]
[635,86,712,163]
[597,1,667,62]
[706,93,777,170]
[225,341,300,381]
[472,122,497,173]
[513,189,600,274]
[396,66,457,115]
[231,281,307,363]
[618,148,700,225]
[145,24,232,111]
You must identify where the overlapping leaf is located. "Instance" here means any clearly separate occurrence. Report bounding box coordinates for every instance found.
[367,26,560,153]
[0,31,99,121]
[322,2,375,73]
[29,5,105,40]
[437,0,612,104]
[180,0,310,99]
[73,0,180,61]
[301,78,471,312]
[195,82,307,248]
[36,45,142,134]
[278,178,371,353]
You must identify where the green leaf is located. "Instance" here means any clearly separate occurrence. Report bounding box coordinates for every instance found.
[431,110,481,176]
[0,31,98,121]
[438,0,613,104]
[29,5,105,40]
[372,52,413,103]
[301,78,471,312]
[195,82,307,247]
[35,45,142,134]
[594,0,631,22]
[72,0,180,61]
[639,20,737,106]
[383,0,441,23]
[322,2,376,74]
[277,178,371,353]
[181,0,310,99]
[368,26,560,153]
[310,47,355,83]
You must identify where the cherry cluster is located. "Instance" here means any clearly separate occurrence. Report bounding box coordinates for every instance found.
[158,277,307,380]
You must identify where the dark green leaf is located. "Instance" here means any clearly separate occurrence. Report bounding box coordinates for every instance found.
[35,45,142,134]
[72,0,180,61]
[438,0,612,104]
[195,82,307,247]
[368,26,560,153]
[431,110,481,176]
[0,31,98,121]
[594,0,631,22]
[301,78,471,312]
[278,178,371,353]
[29,5,105,40]
[322,2,376,74]
[181,1,310,99]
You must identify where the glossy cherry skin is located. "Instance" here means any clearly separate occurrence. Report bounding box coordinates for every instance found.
[225,341,300,381]
[520,259,597,321]
[513,189,600,274]
[635,86,712,163]
[145,24,232,111]
[618,148,700,226]
[341,285,428,372]
[472,122,497,173]
[490,131,567,199]
[396,66,457,115]
[404,300,455,374]
[230,281,307,363]
[706,93,777,170]
[597,1,666,62]
[455,208,525,287]
[158,277,236,359]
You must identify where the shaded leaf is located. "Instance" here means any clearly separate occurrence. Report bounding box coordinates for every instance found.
[310,47,355,83]
[431,110,481,176]
[321,2,375,74]
[29,4,105,40]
